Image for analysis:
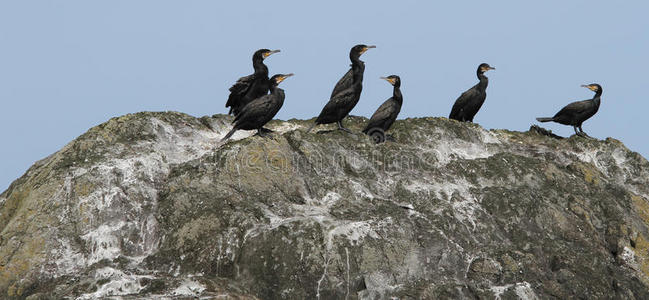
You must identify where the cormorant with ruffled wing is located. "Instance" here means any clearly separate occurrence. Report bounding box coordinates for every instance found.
[221,74,293,141]
[225,49,280,116]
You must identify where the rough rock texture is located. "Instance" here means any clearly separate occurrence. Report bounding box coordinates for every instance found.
[2,111,649,299]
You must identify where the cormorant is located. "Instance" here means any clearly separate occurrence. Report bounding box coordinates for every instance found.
[221,73,293,141]
[536,83,602,138]
[225,49,280,116]
[449,63,495,122]
[307,44,375,133]
[362,75,402,142]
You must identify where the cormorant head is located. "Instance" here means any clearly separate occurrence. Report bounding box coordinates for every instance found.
[581,83,602,93]
[270,73,294,86]
[350,44,376,59]
[253,49,280,60]
[380,75,401,88]
[478,63,495,74]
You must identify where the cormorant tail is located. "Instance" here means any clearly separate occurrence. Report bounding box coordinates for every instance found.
[221,127,238,142]
[536,117,554,122]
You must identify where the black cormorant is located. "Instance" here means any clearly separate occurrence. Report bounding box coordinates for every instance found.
[225,49,280,116]
[536,83,602,137]
[307,44,375,133]
[362,75,402,142]
[449,63,495,122]
[221,73,293,141]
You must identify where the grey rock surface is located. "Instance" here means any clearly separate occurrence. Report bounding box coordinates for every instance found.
[2,111,649,299]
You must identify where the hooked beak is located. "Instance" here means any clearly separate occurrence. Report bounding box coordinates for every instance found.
[360,45,376,54]
[480,66,495,72]
[277,73,294,83]
[581,84,596,91]
[263,49,281,58]
[380,76,395,85]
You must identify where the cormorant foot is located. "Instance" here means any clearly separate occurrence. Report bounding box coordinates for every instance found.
[576,132,594,139]
[337,127,353,134]
[254,131,272,138]
[260,127,274,133]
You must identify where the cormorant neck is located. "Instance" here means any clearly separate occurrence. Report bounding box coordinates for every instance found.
[393,86,403,105]
[477,72,488,89]
[593,88,602,98]
[352,61,365,84]
[350,54,363,65]
[252,57,268,75]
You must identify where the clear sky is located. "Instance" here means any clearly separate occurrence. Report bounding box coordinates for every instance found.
[1,1,648,191]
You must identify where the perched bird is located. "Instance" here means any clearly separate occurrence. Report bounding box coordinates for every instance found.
[330,44,376,98]
[225,49,280,116]
[221,74,294,141]
[536,84,602,137]
[307,44,375,133]
[449,63,495,122]
[362,75,402,142]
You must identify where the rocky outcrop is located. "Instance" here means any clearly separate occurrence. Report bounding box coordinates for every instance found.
[1,111,649,299]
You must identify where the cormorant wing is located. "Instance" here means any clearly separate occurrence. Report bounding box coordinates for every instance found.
[365,99,398,130]
[233,94,275,124]
[330,68,353,98]
[449,87,479,118]
[554,99,593,118]
[325,87,355,110]
[315,86,356,123]
[226,74,256,108]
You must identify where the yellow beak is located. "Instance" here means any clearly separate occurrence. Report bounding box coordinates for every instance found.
[360,45,376,54]
[263,49,281,58]
[277,73,294,83]
[380,76,394,84]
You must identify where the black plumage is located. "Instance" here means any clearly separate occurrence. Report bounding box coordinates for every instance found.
[449,63,495,122]
[536,84,602,137]
[225,49,280,116]
[307,44,375,132]
[221,74,293,141]
[363,75,402,136]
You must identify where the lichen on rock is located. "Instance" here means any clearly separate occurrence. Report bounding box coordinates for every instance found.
[1,111,649,299]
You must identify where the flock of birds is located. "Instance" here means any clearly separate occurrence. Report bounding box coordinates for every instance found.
[221,45,603,142]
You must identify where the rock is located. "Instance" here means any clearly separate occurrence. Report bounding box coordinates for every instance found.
[1,111,649,299]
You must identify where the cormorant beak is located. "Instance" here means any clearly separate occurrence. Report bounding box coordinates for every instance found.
[276,73,294,83]
[360,45,376,54]
[263,49,281,58]
[581,84,597,91]
[481,66,495,72]
[380,76,395,85]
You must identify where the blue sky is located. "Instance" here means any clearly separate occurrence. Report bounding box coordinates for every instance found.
[1,1,648,191]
